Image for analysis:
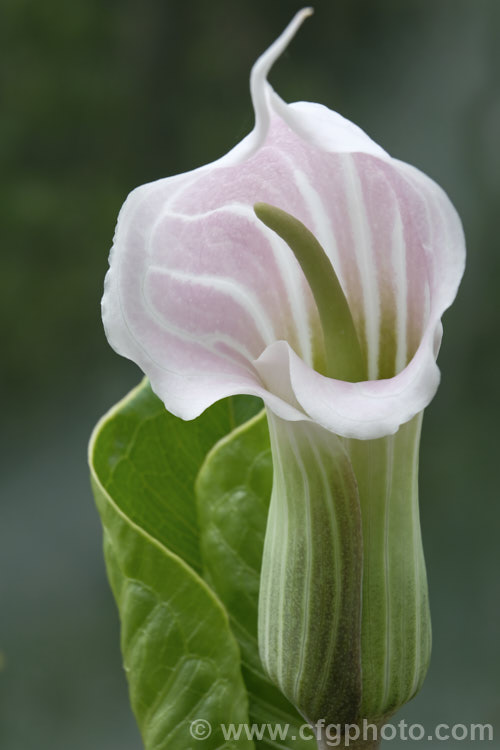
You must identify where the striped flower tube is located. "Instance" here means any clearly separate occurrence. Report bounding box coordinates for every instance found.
[102,9,465,746]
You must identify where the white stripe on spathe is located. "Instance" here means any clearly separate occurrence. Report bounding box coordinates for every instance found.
[341,153,381,380]
[306,434,343,709]
[147,266,277,346]
[287,426,312,700]
[159,201,315,366]
[390,193,409,374]
[139,271,262,370]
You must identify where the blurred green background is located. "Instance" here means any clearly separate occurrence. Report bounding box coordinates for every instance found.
[1,0,499,748]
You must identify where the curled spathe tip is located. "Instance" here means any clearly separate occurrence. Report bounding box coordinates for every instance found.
[250,8,314,142]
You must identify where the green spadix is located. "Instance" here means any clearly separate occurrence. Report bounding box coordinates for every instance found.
[254,202,366,382]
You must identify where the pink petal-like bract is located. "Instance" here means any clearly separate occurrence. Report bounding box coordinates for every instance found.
[102,9,465,440]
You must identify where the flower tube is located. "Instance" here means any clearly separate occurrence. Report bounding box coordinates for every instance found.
[102,8,465,745]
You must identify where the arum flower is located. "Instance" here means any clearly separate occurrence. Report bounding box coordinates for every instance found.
[102,7,465,743]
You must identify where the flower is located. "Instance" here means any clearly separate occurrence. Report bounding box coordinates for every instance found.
[102,8,465,738]
[102,8,464,442]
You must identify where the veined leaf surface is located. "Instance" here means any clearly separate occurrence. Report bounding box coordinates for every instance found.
[89,380,261,749]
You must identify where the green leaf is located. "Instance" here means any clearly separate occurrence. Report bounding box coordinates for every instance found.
[91,378,260,574]
[196,411,312,749]
[89,379,262,750]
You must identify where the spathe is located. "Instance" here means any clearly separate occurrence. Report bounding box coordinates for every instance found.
[102,9,465,440]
